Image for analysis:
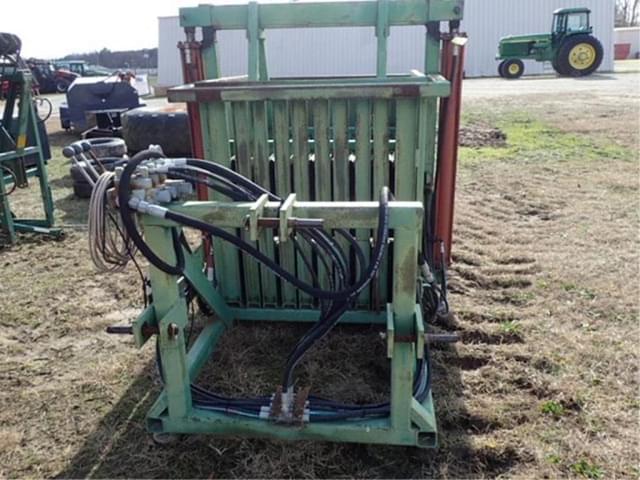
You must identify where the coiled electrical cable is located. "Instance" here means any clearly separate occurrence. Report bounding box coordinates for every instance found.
[88,171,136,272]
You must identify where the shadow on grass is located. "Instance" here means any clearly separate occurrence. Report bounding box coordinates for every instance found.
[52,316,519,479]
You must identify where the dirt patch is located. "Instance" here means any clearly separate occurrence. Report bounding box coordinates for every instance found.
[459,124,507,148]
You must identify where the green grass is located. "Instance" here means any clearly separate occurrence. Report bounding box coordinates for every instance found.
[459,113,630,166]
[540,400,565,417]
[570,459,604,479]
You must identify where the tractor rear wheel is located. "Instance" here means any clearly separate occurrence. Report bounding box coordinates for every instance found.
[555,35,603,77]
[502,59,524,79]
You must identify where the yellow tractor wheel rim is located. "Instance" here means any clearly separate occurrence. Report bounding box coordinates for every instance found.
[508,63,520,75]
[569,43,596,70]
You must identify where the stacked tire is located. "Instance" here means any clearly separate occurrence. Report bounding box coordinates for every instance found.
[0,33,21,57]
[121,106,192,157]
[69,138,127,198]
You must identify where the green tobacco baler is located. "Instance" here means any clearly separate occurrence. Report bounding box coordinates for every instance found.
[97,0,467,450]
[496,7,603,79]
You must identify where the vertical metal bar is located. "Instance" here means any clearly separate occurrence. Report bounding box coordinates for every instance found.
[425,22,441,74]
[291,100,313,308]
[203,102,244,305]
[0,165,16,243]
[201,26,221,79]
[247,2,260,81]
[27,82,55,227]
[312,99,332,291]
[253,101,278,307]
[354,100,372,307]
[258,30,269,81]
[331,100,349,202]
[395,98,418,201]
[145,225,192,418]
[435,38,466,266]
[273,101,297,308]
[372,99,390,307]
[331,99,352,289]
[375,0,389,78]
[233,101,262,307]
[390,223,419,431]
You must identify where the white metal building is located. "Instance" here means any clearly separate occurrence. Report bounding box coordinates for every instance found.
[158,0,614,87]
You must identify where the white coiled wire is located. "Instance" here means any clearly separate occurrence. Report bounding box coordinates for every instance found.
[88,171,135,272]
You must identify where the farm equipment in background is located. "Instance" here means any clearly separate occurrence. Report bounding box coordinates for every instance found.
[92,0,466,449]
[26,59,79,93]
[0,33,60,244]
[54,59,112,77]
[59,71,145,138]
[497,7,603,79]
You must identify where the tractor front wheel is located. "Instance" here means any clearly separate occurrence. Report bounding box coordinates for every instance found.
[501,59,524,79]
[555,35,603,77]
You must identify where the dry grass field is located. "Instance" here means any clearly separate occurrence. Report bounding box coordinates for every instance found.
[1,77,638,478]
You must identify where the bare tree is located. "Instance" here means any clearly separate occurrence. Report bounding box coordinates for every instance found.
[616,0,640,27]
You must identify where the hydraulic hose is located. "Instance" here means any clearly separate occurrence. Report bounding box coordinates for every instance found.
[117,149,185,275]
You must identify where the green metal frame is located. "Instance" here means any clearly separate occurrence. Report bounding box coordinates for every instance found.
[136,198,437,447]
[0,68,59,243]
[134,0,465,448]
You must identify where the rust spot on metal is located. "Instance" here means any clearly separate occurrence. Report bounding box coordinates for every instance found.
[293,386,310,424]
[269,386,283,419]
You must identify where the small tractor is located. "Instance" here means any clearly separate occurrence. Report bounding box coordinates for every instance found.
[497,7,603,79]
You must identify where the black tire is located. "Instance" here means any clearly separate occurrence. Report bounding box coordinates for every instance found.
[555,34,603,77]
[122,106,192,157]
[552,56,568,76]
[85,137,127,158]
[502,59,524,79]
[72,181,93,199]
[0,33,21,56]
[56,79,70,93]
[498,60,508,78]
[69,157,125,183]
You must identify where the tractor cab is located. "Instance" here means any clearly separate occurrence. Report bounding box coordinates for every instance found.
[552,8,592,38]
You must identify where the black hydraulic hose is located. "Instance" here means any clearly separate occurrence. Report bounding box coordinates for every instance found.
[163,203,387,302]
[280,188,390,387]
[168,170,247,202]
[179,159,360,286]
[117,150,185,275]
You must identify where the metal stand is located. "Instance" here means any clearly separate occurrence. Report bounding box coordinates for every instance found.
[132,198,437,448]
[0,60,60,243]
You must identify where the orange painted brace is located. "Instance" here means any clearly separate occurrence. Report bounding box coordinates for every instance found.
[434,33,466,267]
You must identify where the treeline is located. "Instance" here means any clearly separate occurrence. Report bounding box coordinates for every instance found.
[60,48,158,69]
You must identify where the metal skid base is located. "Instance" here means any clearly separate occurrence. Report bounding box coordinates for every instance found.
[133,199,437,448]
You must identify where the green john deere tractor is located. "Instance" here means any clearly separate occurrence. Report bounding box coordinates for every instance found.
[497,7,603,79]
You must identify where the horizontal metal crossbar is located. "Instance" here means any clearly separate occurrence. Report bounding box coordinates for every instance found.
[143,200,423,230]
[179,0,463,29]
[168,75,450,103]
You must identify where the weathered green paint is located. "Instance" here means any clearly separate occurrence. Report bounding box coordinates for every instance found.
[153,0,466,448]
[291,100,313,307]
[144,225,192,418]
[354,100,372,307]
[139,199,435,447]
[179,0,463,29]
[0,68,59,242]
[252,101,278,306]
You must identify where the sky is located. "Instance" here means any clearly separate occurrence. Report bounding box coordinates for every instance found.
[1,0,212,59]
